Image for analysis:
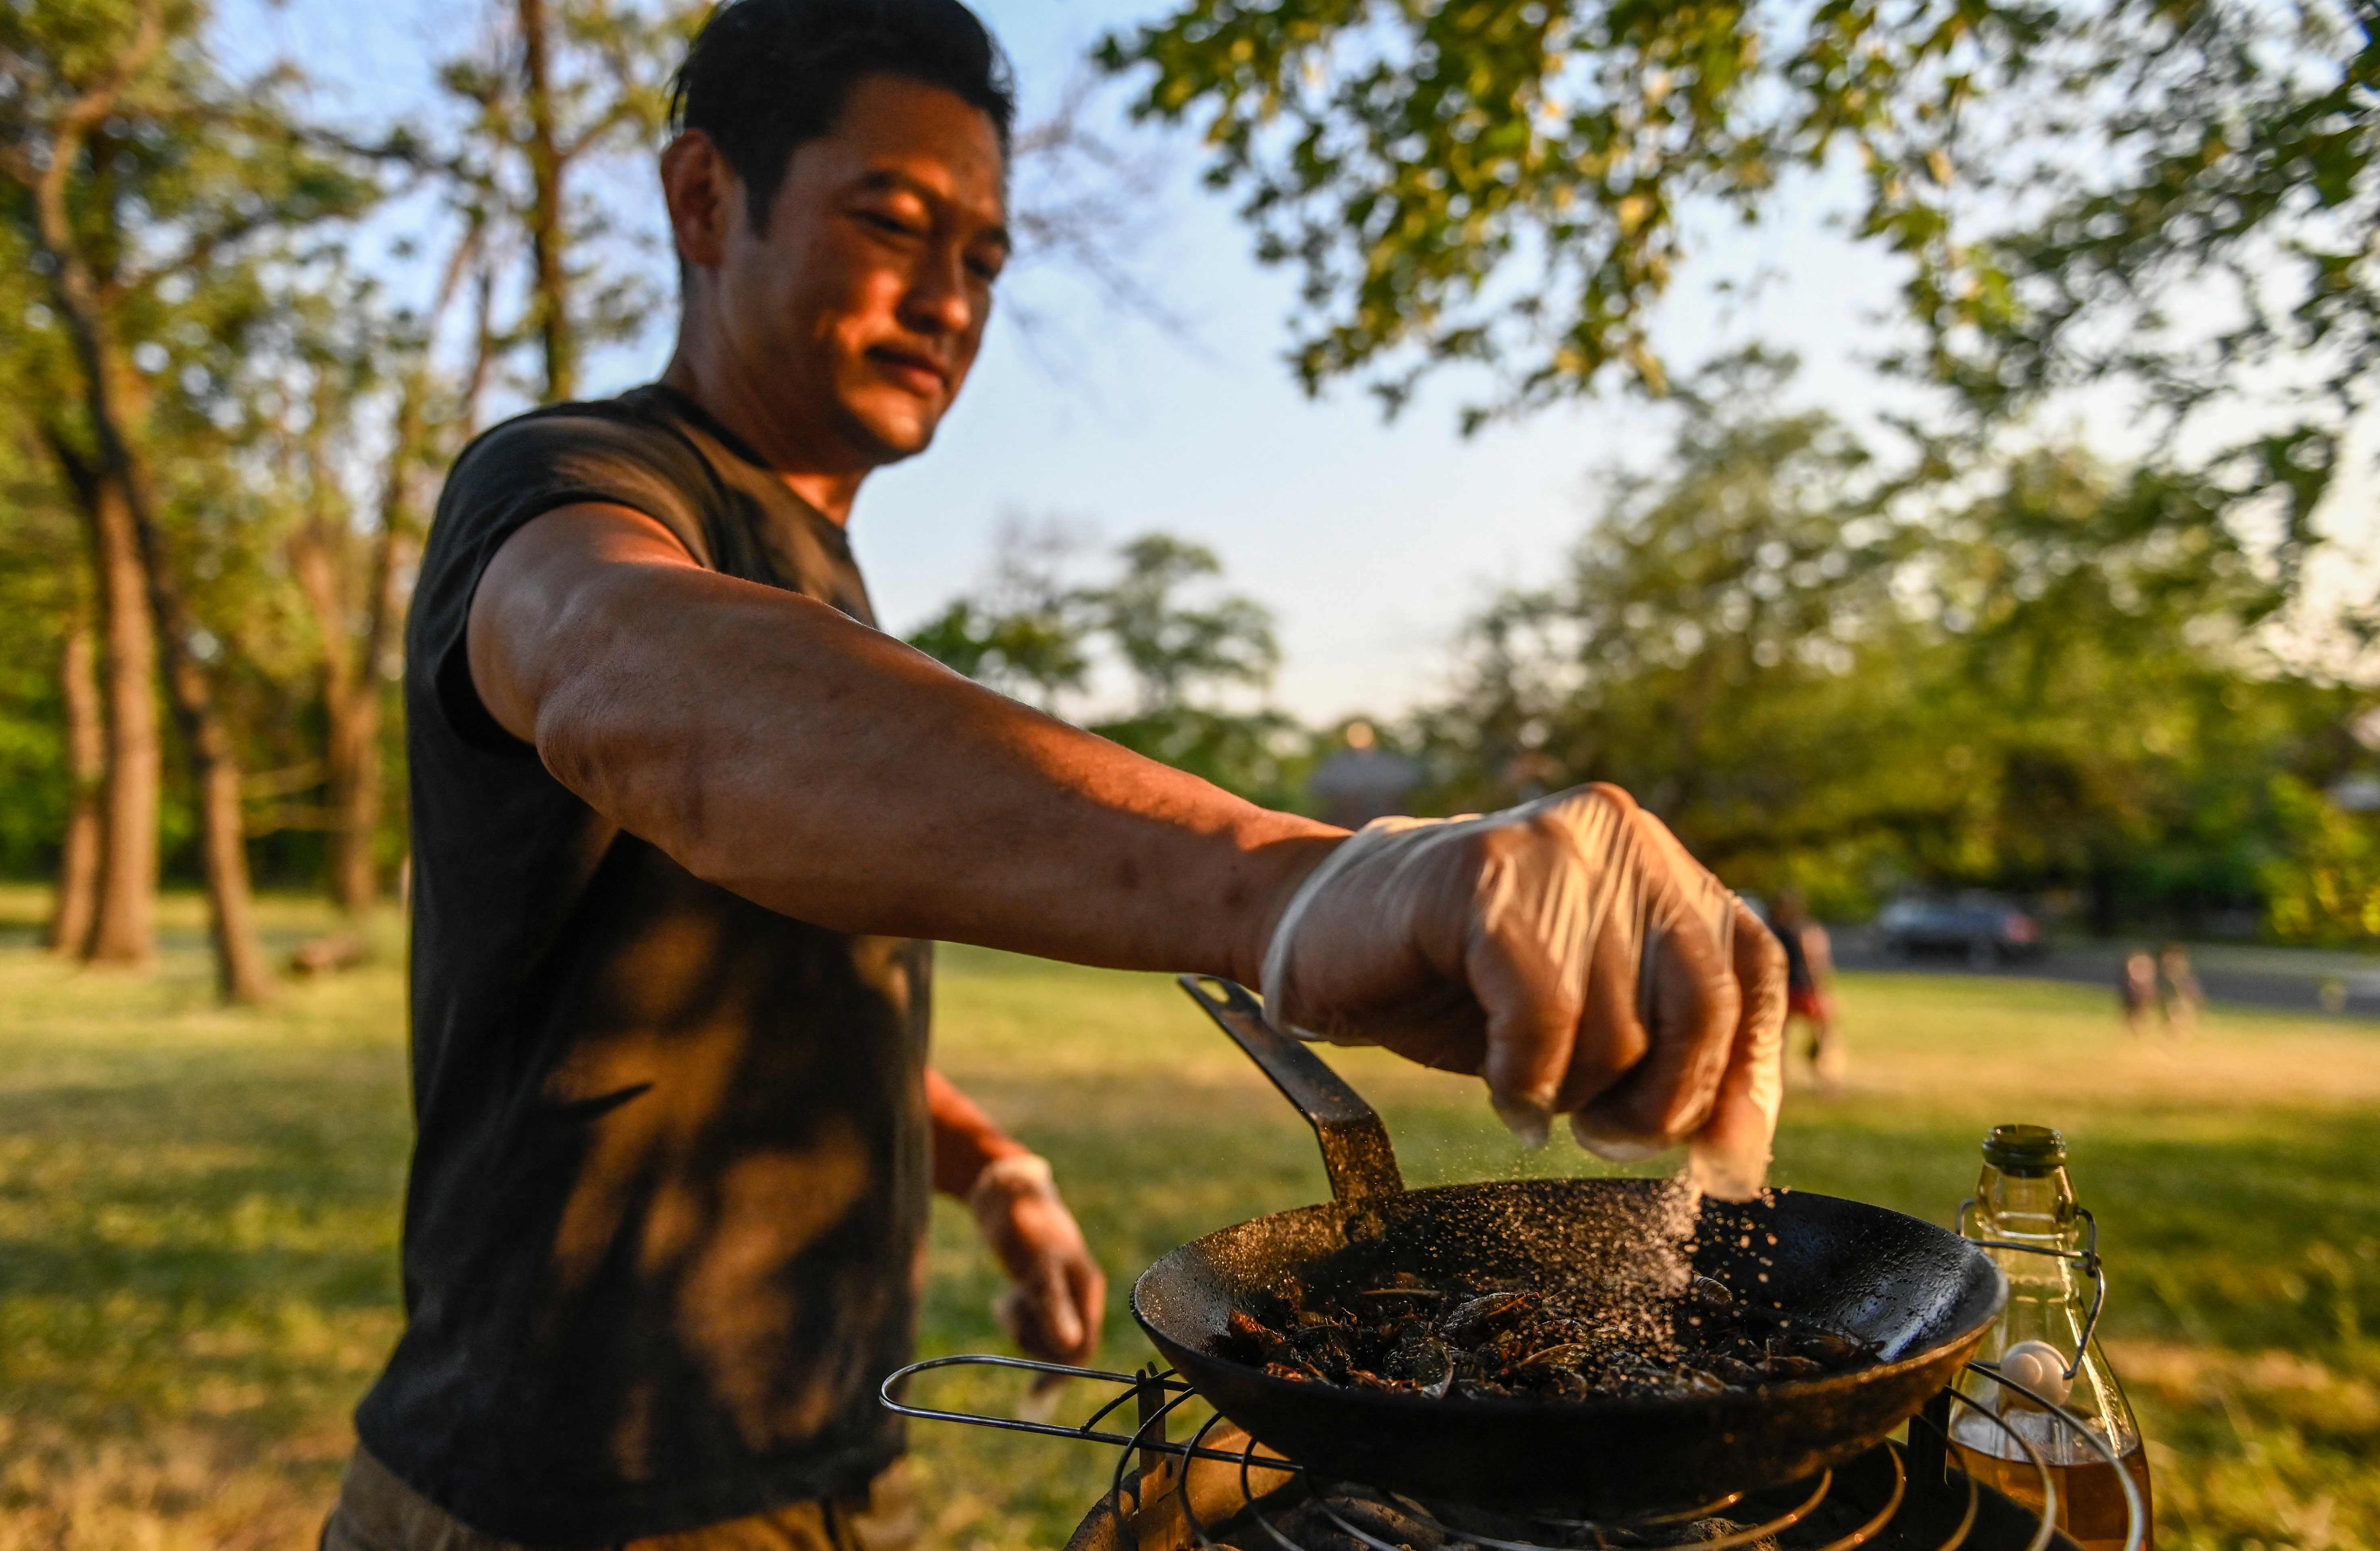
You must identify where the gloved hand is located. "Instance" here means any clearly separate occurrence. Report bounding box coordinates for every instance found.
[1261,783,1787,1200]
[969,1153,1106,1366]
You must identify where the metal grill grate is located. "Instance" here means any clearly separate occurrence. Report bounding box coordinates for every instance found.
[882,1357,2143,1551]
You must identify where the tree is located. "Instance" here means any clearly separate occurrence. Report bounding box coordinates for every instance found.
[1419,355,2354,923]
[1086,534,1280,716]
[0,125,158,963]
[433,0,692,403]
[1075,534,1299,806]
[1916,446,2351,930]
[286,343,415,916]
[905,518,1096,712]
[1420,353,1950,902]
[275,246,496,915]
[0,0,375,999]
[1099,0,2377,473]
[1902,6,2379,452]
[908,522,1304,805]
[47,594,104,953]
[0,428,97,947]
[2262,775,2380,945]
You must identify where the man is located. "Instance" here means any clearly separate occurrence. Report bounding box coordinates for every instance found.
[324,2,1786,1547]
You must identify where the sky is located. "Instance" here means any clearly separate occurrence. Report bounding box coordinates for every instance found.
[218,0,2375,722]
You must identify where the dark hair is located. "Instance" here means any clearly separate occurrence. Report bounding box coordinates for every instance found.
[670,0,1015,233]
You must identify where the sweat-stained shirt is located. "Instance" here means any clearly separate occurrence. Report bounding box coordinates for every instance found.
[359,383,932,1546]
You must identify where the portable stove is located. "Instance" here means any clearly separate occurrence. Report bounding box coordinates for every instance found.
[881,1356,2146,1551]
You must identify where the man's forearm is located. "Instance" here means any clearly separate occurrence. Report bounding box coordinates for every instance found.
[473,507,1343,980]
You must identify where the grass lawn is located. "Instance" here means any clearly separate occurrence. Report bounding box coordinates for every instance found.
[0,887,2374,1551]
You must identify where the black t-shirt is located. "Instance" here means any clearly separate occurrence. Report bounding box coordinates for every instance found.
[359,384,932,1546]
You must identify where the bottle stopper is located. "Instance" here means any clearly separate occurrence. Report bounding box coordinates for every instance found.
[1998,1339,2074,1405]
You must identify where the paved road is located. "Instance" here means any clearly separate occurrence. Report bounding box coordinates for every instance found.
[1829,933,2380,1019]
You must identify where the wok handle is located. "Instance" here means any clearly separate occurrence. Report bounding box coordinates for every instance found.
[1176,976,1404,1204]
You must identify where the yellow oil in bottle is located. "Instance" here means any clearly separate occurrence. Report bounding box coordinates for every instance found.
[1951,1433,2154,1551]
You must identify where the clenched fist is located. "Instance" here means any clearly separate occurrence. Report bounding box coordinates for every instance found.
[1261,784,1787,1199]
[968,1154,1106,1366]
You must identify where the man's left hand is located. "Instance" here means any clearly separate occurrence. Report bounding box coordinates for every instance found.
[969,1154,1106,1366]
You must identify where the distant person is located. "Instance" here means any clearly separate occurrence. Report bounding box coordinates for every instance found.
[2118,949,2158,1036]
[2159,943,2204,1036]
[1770,891,1843,1091]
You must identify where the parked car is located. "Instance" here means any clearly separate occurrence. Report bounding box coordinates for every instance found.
[1876,893,2045,965]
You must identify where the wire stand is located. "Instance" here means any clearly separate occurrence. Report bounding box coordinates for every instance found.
[882,1355,2145,1551]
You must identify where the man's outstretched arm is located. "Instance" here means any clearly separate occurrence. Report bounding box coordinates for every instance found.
[468,502,1788,1182]
[468,502,1343,985]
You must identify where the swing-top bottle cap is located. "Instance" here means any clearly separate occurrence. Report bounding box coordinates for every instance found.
[1981,1123,2067,1175]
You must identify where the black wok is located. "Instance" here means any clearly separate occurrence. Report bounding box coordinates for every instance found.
[1133,976,2005,1518]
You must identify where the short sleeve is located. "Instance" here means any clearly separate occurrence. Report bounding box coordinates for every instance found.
[407,408,721,751]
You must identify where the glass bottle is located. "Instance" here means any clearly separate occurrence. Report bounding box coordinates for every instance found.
[1950,1125,2153,1551]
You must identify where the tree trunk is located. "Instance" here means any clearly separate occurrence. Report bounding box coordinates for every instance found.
[327,420,419,913]
[324,688,384,914]
[125,509,275,1002]
[46,611,104,955]
[295,363,422,916]
[54,439,162,967]
[131,540,276,1003]
[301,539,386,916]
[17,0,169,972]
[293,511,366,914]
[187,714,274,1002]
[518,0,575,402]
[45,255,271,1003]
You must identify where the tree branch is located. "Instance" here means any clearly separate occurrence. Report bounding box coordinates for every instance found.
[30,0,168,224]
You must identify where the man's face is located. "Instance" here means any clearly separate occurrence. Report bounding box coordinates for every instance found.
[701,75,1008,467]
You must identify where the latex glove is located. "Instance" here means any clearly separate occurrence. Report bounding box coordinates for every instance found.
[969,1154,1106,1366]
[1261,783,1787,1200]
